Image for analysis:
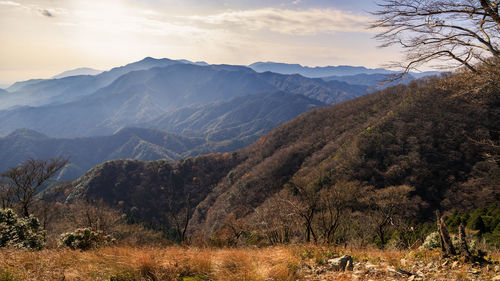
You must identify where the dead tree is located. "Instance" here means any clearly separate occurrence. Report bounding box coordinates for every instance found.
[436,210,456,256]
[372,0,500,75]
[458,223,473,261]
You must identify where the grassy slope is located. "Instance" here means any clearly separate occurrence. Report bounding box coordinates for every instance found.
[0,246,498,280]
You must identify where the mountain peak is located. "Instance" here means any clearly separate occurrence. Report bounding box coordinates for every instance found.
[140,56,157,62]
[6,128,49,139]
[53,67,103,79]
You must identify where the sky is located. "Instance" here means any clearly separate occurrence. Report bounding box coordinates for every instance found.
[0,0,404,85]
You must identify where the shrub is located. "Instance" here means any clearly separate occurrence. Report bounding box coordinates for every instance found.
[0,208,45,250]
[420,232,441,250]
[420,231,476,251]
[59,228,114,250]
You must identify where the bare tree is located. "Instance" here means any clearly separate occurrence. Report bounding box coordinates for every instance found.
[372,0,500,74]
[316,180,362,244]
[166,191,191,243]
[253,191,300,245]
[364,185,418,247]
[1,157,69,217]
[287,177,321,243]
[0,179,14,209]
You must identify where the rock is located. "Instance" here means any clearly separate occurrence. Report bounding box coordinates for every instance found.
[315,268,325,275]
[468,269,480,274]
[328,255,354,271]
[387,267,399,276]
[365,262,378,270]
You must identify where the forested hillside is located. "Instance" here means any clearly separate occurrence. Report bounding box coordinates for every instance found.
[54,64,499,245]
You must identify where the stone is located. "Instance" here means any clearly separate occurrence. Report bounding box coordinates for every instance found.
[328,255,354,271]
[468,269,480,274]
[365,262,378,270]
[315,268,325,275]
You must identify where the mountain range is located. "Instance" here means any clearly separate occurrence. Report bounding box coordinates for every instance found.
[48,67,498,236]
[249,61,440,78]
[0,63,359,138]
[1,91,323,180]
[1,57,427,181]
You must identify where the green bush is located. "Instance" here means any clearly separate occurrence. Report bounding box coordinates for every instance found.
[59,228,115,250]
[0,208,45,250]
[444,204,500,247]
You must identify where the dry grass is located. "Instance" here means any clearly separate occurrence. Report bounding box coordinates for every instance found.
[0,245,498,281]
[0,246,302,281]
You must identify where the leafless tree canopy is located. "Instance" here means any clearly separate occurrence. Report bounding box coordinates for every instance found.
[372,0,500,73]
[1,157,68,217]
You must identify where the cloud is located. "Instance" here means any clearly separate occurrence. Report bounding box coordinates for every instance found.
[0,0,64,17]
[40,9,53,17]
[0,1,20,6]
[182,8,372,35]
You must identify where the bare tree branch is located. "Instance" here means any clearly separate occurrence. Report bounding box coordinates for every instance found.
[372,0,500,74]
[1,157,68,217]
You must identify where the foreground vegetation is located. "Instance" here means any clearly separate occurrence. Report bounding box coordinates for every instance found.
[0,245,498,281]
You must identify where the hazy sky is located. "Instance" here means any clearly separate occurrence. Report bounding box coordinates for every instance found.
[0,0,404,84]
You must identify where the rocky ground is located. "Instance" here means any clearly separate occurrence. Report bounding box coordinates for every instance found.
[301,254,500,281]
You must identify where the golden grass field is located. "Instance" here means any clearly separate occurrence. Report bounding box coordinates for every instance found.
[0,245,499,281]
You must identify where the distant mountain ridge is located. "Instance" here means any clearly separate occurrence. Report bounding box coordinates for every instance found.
[0,127,201,181]
[0,62,361,138]
[52,67,103,79]
[0,91,324,180]
[249,61,440,79]
[2,57,182,110]
[322,73,416,89]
